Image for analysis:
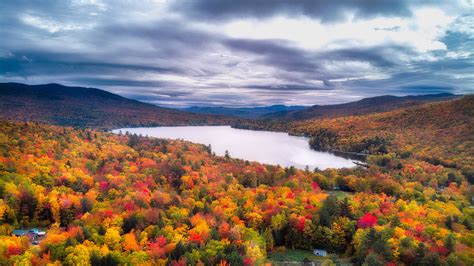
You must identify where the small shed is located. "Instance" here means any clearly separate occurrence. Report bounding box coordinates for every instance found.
[313,249,327,257]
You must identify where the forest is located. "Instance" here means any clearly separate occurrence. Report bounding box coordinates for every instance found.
[2,0,473,264]
[0,95,473,265]
[0,83,234,129]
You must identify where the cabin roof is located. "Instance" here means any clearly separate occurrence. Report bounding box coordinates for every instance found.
[12,229,29,235]
[12,228,46,236]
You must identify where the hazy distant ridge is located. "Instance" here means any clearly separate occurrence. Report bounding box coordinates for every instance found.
[184,105,306,119]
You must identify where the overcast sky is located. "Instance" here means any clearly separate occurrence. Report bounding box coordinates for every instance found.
[0,0,473,107]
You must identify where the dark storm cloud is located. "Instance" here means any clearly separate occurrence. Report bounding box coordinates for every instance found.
[120,91,193,102]
[346,78,460,97]
[94,20,219,60]
[0,21,220,83]
[66,78,174,88]
[224,38,320,73]
[0,51,180,76]
[2,13,410,92]
[174,0,414,22]
[223,38,412,79]
[341,61,471,96]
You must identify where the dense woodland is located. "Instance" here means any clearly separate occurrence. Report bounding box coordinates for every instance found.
[0,83,234,129]
[262,93,458,120]
[235,96,473,170]
[0,96,472,265]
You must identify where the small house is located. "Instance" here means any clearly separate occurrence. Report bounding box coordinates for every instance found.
[12,228,46,242]
[12,229,29,237]
[313,249,327,257]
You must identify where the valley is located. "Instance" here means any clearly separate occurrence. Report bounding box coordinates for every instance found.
[0,85,472,265]
[1,1,472,265]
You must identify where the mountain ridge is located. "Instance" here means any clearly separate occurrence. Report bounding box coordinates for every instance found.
[0,82,462,127]
[0,82,234,128]
[263,93,460,120]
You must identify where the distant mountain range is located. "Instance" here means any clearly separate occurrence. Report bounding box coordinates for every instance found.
[263,93,460,120]
[184,105,306,119]
[0,82,462,128]
[0,83,233,128]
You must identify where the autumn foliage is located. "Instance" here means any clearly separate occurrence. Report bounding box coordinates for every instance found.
[0,95,473,266]
[357,213,377,229]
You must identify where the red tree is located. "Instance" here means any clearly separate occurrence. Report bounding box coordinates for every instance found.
[357,213,377,228]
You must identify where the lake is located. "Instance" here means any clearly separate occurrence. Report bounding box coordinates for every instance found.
[112,126,356,170]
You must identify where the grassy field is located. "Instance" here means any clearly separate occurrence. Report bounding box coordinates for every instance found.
[268,249,353,265]
[328,190,351,200]
[269,249,323,262]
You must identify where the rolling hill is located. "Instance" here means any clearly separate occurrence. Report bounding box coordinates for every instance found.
[263,93,460,120]
[233,95,473,169]
[0,83,234,128]
[292,95,474,168]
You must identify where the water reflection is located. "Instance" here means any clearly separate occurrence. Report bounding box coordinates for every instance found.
[113,126,357,170]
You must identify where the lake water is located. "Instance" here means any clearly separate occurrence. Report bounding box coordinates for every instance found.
[112,126,356,170]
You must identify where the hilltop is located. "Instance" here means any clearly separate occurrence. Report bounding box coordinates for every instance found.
[0,83,233,129]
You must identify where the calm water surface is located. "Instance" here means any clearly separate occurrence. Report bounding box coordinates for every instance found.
[113,126,356,170]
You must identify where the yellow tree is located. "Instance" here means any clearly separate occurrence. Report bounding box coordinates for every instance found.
[104,228,121,250]
[64,244,91,266]
[49,190,61,226]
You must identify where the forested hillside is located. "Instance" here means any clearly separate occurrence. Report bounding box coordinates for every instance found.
[0,121,472,265]
[293,96,474,170]
[235,96,473,171]
[264,93,459,120]
[0,83,234,129]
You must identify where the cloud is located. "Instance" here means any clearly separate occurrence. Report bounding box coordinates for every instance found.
[243,84,330,91]
[0,0,472,107]
[173,0,414,23]
[66,78,175,88]
[223,38,320,73]
[0,50,181,77]
[321,45,413,68]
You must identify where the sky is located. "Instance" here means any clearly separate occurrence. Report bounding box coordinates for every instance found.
[0,0,473,107]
